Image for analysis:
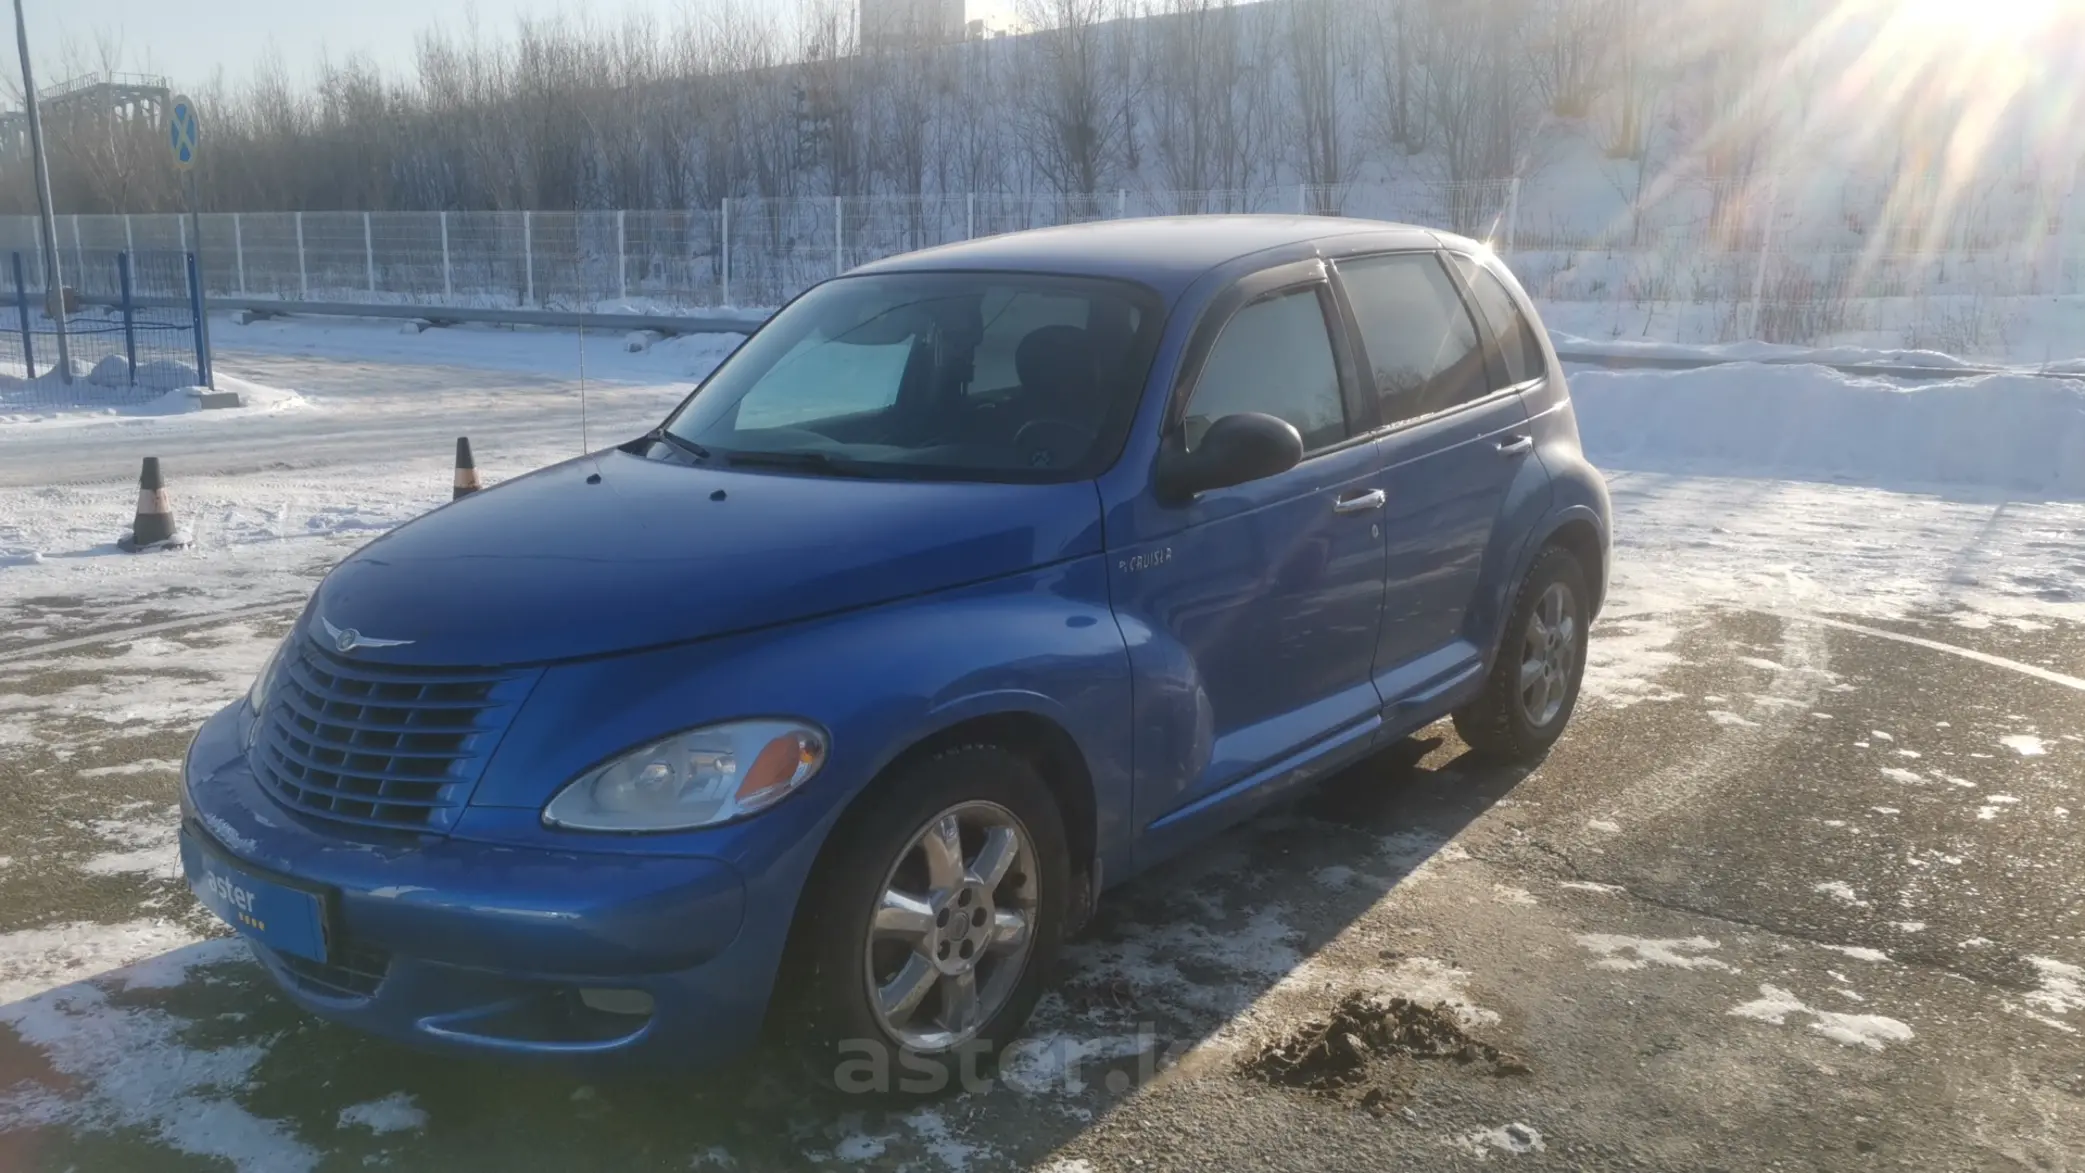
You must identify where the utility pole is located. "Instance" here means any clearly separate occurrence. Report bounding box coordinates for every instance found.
[12,0,70,380]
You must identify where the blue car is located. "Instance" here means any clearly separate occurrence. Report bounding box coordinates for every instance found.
[180,216,1609,1085]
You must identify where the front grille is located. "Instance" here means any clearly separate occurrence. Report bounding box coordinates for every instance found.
[266,940,392,1000]
[252,634,536,834]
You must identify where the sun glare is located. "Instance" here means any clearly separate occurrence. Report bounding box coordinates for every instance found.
[1894,0,2066,40]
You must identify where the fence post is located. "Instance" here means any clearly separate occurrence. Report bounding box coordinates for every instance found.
[295,211,308,298]
[440,211,452,301]
[71,214,83,282]
[966,192,975,240]
[616,209,628,302]
[1504,178,1521,256]
[177,213,186,253]
[523,211,534,306]
[124,213,133,255]
[363,211,376,293]
[117,251,137,385]
[185,251,212,388]
[1118,188,1127,219]
[1746,177,1780,341]
[721,197,731,306]
[1298,184,1308,214]
[11,252,34,380]
[835,195,844,277]
[233,213,246,294]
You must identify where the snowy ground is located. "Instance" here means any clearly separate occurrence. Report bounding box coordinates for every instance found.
[0,324,2080,1169]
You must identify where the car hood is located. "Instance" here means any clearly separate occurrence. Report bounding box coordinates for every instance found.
[311,449,1105,666]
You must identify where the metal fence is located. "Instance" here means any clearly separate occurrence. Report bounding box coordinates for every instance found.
[0,173,2073,349]
[0,248,207,409]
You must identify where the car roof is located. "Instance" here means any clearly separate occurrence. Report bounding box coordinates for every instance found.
[849,215,1445,299]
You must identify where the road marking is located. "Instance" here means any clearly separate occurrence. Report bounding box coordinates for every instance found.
[0,599,303,665]
[1781,612,2085,693]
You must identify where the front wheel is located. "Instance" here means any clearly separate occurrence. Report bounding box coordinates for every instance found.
[799,744,1069,1096]
[1454,545,1590,763]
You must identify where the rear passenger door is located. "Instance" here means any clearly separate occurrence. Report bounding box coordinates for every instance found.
[1332,250,1538,709]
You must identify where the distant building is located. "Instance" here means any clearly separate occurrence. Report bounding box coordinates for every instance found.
[860,0,966,49]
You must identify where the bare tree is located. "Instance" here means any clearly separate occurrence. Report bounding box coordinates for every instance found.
[1014,0,1135,205]
[1288,0,1360,208]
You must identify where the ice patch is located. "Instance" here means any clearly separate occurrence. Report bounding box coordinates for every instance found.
[76,759,181,778]
[1037,1162,1098,1173]
[1707,710,1759,728]
[903,1108,991,1173]
[1454,1123,1546,1158]
[337,1093,427,1135]
[833,1130,891,1161]
[1813,881,1868,907]
[1880,767,1925,784]
[1823,945,1890,962]
[2000,735,2047,757]
[1728,984,1914,1051]
[2021,957,2083,1026]
[1892,921,1926,933]
[1586,818,1621,833]
[1576,934,1733,972]
[0,921,312,1172]
[1870,806,1900,815]
[1870,730,1894,741]
[1895,749,1921,759]
[1559,880,1624,894]
[1312,865,1355,889]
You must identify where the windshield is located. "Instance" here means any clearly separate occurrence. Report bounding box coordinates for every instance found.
[662,273,1163,480]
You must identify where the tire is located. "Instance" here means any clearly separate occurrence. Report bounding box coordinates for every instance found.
[1454,544,1590,764]
[796,743,1069,1098]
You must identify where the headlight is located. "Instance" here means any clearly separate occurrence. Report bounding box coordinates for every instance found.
[246,631,291,714]
[542,719,827,832]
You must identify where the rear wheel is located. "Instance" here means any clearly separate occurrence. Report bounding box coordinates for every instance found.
[1454,545,1590,763]
[799,744,1068,1096]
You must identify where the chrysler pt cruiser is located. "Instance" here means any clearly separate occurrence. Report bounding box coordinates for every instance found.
[180,216,1611,1084]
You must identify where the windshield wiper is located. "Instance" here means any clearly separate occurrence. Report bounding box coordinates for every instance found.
[723,449,887,478]
[642,428,712,461]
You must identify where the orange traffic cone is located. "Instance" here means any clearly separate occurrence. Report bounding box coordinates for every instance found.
[118,457,191,552]
[453,437,482,500]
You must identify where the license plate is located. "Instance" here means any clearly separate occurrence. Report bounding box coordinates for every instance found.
[180,828,329,963]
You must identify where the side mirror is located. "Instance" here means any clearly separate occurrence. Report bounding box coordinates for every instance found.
[1156,412,1304,502]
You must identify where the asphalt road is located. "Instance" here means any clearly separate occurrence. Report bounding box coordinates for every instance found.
[0,599,2077,1172]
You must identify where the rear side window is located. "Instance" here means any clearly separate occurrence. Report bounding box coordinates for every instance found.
[1183,287,1347,453]
[1336,253,1489,425]
[1450,254,1546,386]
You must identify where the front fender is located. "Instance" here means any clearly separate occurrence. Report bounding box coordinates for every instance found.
[461,552,1132,888]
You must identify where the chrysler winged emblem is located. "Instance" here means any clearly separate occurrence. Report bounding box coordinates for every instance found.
[321,616,414,654]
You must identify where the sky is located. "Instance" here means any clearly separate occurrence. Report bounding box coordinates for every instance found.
[0,0,1016,95]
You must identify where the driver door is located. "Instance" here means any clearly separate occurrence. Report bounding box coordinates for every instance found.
[1108,263,1389,856]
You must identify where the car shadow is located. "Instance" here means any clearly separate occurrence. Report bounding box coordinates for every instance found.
[0,731,1533,1171]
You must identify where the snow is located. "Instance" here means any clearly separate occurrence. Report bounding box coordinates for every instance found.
[1573,364,2085,496]
[1814,882,1868,907]
[1576,934,1734,972]
[1454,1123,1546,1158]
[337,1093,428,1135]
[1999,735,2048,756]
[0,372,306,427]
[1729,984,1915,1051]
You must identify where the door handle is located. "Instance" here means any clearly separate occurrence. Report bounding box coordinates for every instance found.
[1495,435,1535,457]
[1333,489,1386,514]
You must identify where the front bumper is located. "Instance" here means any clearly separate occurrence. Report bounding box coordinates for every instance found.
[180,702,769,1066]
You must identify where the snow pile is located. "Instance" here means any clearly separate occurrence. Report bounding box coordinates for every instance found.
[1554,332,1976,370]
[0,372,306,425]
[1573,364,2085,496]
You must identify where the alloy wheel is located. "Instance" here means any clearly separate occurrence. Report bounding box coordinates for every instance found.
[863,800,1039,1052]
[1518,581,1578,728]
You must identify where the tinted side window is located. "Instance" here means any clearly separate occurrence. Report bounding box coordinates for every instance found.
[1184,287,1347,453]
[1450,254,1546,386]
[1337,253,1489,424]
